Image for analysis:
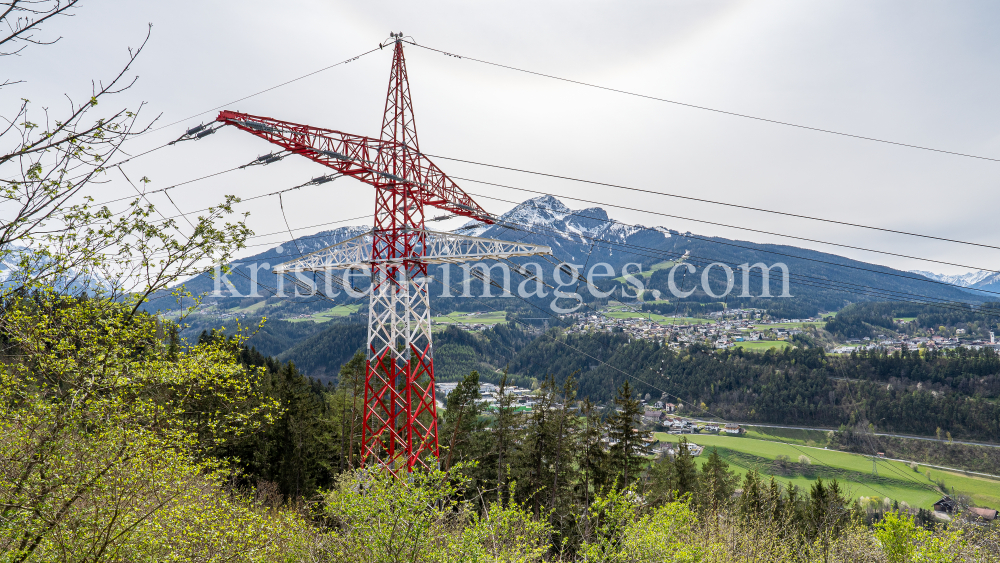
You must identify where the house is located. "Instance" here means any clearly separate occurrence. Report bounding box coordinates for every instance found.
[933,496,958,514]
[966,507,998,522]
[723,423,743,435]
[643,410,663,423]
[664,403,676,413]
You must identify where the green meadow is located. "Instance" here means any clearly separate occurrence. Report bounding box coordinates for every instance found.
[734,340,791,351]
[287,304,361,323]
[653,432,1000,509]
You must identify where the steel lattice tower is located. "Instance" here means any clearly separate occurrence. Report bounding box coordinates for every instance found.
[214,34,550,470]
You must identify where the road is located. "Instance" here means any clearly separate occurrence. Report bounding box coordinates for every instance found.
[685,419,1000,480]
[687,419,1000,449]
[739,422,1000,450]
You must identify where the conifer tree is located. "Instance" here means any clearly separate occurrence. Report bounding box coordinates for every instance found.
[738,469,765,520]
[516,375,558,516]
[578,398,608,507]
[671,437,700,500]
[700,447,737,511]
[441,370,483,471]
[606,381,652,488]
[338,352,366,470]
[482,369,521,503]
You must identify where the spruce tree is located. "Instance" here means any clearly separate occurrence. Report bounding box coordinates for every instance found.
[738,469,764,520]
[671,437,700,500]
[578,397,608,506]
[606,381,652,488]
[700,447,737,511]
[516,375,558,516]
[441,370,483,471]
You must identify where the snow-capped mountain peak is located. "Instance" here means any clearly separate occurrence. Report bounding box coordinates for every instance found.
[910,269,1000,290]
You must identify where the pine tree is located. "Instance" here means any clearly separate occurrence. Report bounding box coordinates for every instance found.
[578,397,608,506]
[338,352,365,470]
[516,375,558,516]
[672,437,700,500]
[481,369,521,503]
[547,375,583,550]
[441,370,483,471]
[700,447,737,511]
[606,381,652,488]
[738,469,764,520]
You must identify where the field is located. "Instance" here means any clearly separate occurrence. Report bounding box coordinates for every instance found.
[734,341,790,351]
[612,260,678,282]
[758,322,820,329]
[287,304,361,323]
[742,425,832,447]
[653,433,1000,509]
[431,311,508,327]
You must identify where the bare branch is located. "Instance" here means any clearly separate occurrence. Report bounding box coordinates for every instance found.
[0,0,81,56]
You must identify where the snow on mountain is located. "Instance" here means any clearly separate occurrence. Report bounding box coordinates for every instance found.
[910,269,1000,289]
[459,195,669,265]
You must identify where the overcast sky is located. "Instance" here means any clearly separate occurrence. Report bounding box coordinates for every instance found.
[5,0,1000,276]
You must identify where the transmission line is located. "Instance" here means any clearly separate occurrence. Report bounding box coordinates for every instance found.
[410,41,1000,165]
[428,153,1000,252]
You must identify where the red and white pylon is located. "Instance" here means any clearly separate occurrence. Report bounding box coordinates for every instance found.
[215,34,550,470]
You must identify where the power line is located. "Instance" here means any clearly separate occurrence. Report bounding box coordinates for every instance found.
[465,189,1000,302]
[457,177,1000,277]
[474,201,1000,315]
[137,46,383,139]
[428,153,1000,253]
[410,41,1000,165]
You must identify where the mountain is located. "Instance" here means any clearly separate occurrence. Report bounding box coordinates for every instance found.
[460,194,668,267]
[910,269,1000,295]
[154,195,989,319]
[1,246,109,295]
[146,224,370,310]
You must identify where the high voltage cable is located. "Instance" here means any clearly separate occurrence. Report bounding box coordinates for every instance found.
[410,41,1000,165]
[496,215,994,316]
[466,190,1000,301]
[82,154,1000,301]
[122,188,998,316]
[136,46,383,139]
[457,177,1000,276]
[8,43,383,194]
[473,197,1000,309]
[503,219,967,309]
[831,374,945,497]
[428,153,1000,252]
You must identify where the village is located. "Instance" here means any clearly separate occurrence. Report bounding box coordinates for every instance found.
[438,303,1000,355]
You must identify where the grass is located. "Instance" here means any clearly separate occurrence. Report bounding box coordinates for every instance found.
[652,433,1000,509]
[734,341,791,351]
[612,260,677,283]
[431,311,508,326]
[287,304,361,323]
[894,317,917,323]
[742,426,832,447]
[759,322,819,329]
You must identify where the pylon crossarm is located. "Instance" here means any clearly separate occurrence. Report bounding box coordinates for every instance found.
[214,111,495,225]
[272,229,552,274]
[419,230,553,263]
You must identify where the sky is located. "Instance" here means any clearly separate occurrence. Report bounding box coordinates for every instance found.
[4,0,1000,276]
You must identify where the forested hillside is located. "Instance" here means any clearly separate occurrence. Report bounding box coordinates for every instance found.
[509,332,1000,442]
[152,196,987,324]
